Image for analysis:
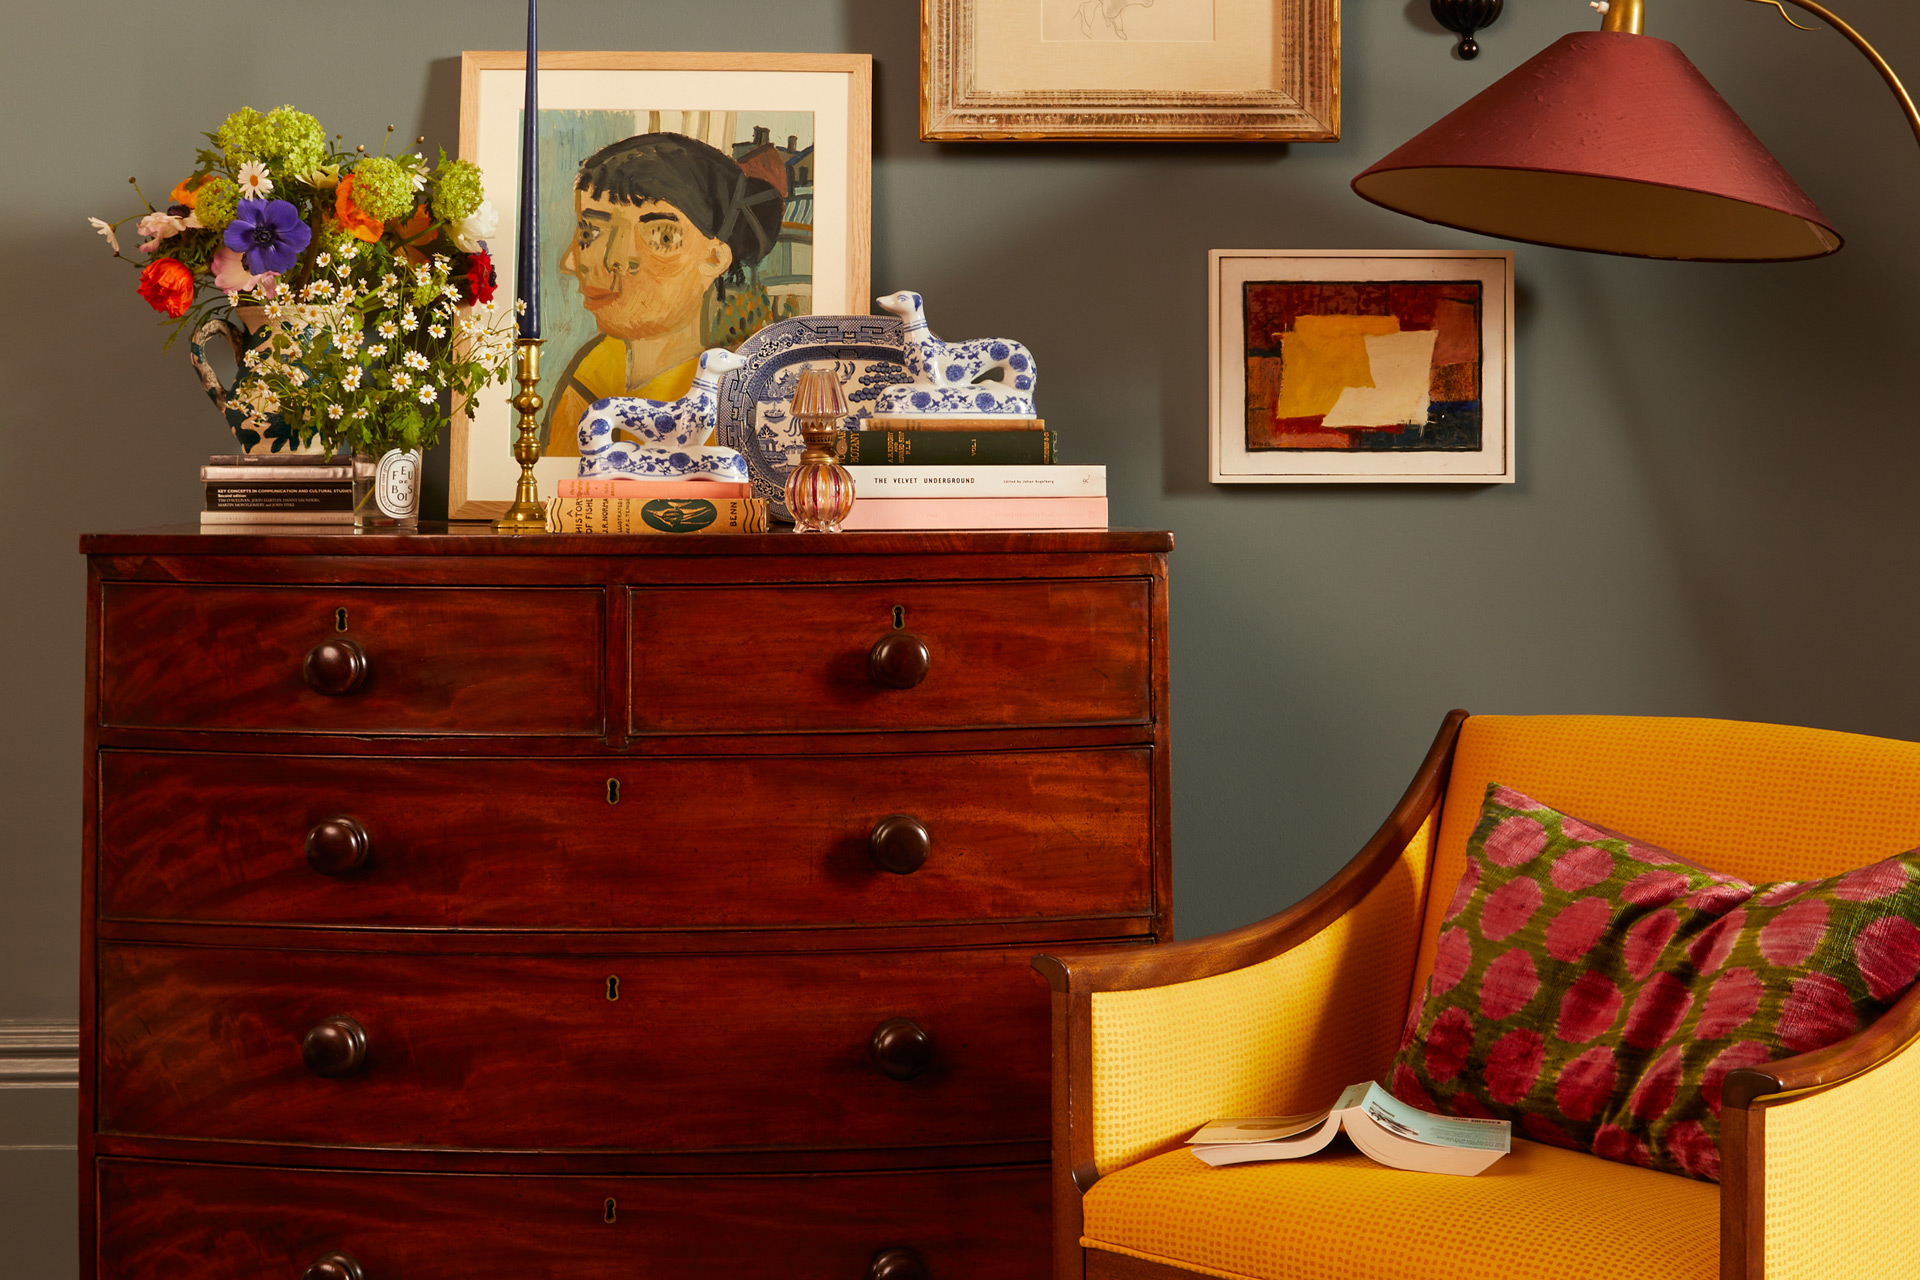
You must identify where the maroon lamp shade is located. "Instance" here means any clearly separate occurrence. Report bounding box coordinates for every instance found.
[1352,31,1842,261]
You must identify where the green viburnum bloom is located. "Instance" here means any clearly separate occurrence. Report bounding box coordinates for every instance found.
[194,176,240,232]
[214,105,327,176]
[350,157,415,222]
[213,107,268,167]
[429,157,484,223]
[262,106,327,176]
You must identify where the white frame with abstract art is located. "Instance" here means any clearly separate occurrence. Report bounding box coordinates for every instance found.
[1209,249,1515,484]
[452,51,872,520]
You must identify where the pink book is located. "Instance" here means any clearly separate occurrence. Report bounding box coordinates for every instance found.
[557,478,751,499]
[838,496,1108,531]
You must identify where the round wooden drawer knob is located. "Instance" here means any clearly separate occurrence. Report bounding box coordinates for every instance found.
[306,817,372,876]
[867,633,930,689]
[303,1252,364,1280]
[869,1248,928,1280]
[868,815,931,875]
[302,1016,369,1078]
[303,638,370,697]
[869,1018,932,1081]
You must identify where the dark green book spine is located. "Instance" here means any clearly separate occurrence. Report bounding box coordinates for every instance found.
[832,430,1056,465]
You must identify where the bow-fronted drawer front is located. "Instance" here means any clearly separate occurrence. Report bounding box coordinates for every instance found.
[98,584,605,735]
[629,579,1153,734]
[98,1158,1049,1279]
[97,942,1051,1152]
[97,747,1154,931]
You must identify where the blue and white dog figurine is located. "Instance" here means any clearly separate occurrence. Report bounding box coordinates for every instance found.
[870,291,1038,419]
[577,347,750,483]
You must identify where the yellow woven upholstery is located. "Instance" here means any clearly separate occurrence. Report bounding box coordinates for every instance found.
[1758,1034,1920,1279]
[1410,716,1920,1000]
[1089,815,1436,1174]
[1082,1140,1718,1280]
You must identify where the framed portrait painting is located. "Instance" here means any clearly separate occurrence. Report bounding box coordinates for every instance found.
[921,0,1338,141]
[452,52,872,520]
[1209,250,1515,484]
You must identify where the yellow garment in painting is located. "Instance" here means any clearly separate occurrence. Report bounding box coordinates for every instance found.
[542,338,702,458]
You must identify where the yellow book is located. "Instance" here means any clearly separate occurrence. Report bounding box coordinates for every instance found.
[544,496,771,534]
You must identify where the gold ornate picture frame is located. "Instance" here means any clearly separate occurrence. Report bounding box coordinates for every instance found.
[452,52,872,521]
[921,0,1338,141]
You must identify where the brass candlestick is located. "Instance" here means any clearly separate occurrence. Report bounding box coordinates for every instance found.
[494,337,549,534]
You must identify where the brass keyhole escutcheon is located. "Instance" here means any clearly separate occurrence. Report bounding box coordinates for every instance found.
[334,607,349,633]
[603,1197,618,1224]
[606,779,621,805]
[606,975,621,1001]
[892,604,906,629]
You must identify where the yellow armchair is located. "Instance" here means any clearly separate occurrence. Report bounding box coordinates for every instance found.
[1034,712,1920,1280]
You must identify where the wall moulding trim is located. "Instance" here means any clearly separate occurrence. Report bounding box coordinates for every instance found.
[0,1020,80,1088]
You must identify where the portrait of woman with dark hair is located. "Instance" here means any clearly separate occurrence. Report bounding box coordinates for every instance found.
[540,130,789,456]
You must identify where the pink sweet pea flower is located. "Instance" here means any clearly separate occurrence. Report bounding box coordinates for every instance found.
[210,245,278,296]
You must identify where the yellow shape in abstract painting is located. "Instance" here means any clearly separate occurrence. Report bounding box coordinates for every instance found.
[1323,330,1440,429]
[1276,315,1402,419]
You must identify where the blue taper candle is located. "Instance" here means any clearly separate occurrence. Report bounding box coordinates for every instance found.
[516,0,541,339]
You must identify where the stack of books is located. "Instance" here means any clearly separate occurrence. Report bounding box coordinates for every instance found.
[200,454,365,527]
[831,418,1106,531]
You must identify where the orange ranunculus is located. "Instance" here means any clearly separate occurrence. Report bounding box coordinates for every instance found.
[393,206,438,264]
[335,175,385,242]
[137,257,196,318]
[169,176,209,209]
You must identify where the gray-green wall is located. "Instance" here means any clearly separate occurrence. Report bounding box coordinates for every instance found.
[8,0,1919,1267]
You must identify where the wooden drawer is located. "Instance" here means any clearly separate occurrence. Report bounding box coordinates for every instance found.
[98,943,1050,1152]
[99,1157,1049,1278]
[98,584,604,735]
[630,579,1152,734]
[98,748,1153,930]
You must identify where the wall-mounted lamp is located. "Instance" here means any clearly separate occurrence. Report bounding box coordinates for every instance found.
[1430,0,1505,60]
[1355,0,1919,260]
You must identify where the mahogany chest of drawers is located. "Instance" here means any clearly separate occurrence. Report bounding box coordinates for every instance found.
[79,528,1171,1280]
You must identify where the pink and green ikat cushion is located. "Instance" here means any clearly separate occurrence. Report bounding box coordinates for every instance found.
[1387,783,1920,1182]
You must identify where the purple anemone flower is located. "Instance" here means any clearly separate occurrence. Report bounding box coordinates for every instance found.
[224,199,312,276]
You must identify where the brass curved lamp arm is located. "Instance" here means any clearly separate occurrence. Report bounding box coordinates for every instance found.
[1754,0,1920,149]
[1601,0,1919,149]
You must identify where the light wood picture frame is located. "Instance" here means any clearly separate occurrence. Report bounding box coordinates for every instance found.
[921,0,1338,141]
[452,52,872,521]
[1209,250,1515,484]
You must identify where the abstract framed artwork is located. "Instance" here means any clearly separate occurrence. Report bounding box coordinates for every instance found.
[1209,250,1515,484]
[921,0,1338,141]
[452,52,873,520]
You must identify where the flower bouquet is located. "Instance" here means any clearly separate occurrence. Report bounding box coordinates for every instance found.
[94,105,519,463]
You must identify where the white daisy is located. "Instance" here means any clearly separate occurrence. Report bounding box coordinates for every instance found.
[378,320,399,339]
[366,343,387,359]
[236,161,274,199]
[327,403,345,420]
[416,383,436,404]
[315,252,332,268]
[400,309,418,333]
[392,370,412,391]
[428,324,446,339]
[341,367,363,390]
[403,350,429,371]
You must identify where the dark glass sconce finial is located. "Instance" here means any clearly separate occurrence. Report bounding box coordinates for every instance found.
[1431,0,1504,59]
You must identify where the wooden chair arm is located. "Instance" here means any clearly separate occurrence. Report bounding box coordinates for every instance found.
[1030,710,1466,1280]
[1032,709,1466,997]
[1722,978,1920,1109]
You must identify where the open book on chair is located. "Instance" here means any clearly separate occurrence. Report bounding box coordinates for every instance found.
[1186,1081,1511,1176]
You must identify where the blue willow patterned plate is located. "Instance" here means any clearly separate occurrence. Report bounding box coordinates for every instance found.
[715,314,908,522]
